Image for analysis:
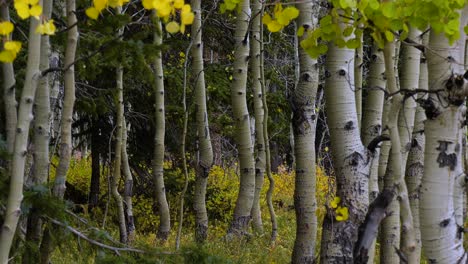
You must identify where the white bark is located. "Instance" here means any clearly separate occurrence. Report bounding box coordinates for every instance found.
[121,120,135,242]
[227,0,255,236]
[320,38,370,263]
[53,0,78,199]
[420,28,467,264]
[0,6,17,155]
[0,12,42,263]
[250,0,265,235]
[360,43,386,264]
[152,17,171,240]
[291,1,319,262]
[191,0,214,243]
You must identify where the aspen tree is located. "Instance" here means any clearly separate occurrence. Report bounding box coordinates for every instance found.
[319,35,370,264]
[191,0,214,242]
[0,5,43,262]
[420,20,468,264]
[250,0,265,234]
[111,60,128,243]
[227,0,256,236]
[0,6,16,155]
[23,0,54,260]
[153,17,171,240]
[291,1,319,262]
[404,38,428,263]
[360,43,386,263]
[122,120,136,242]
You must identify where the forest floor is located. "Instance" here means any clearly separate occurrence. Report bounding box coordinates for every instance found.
[46,158,331,263]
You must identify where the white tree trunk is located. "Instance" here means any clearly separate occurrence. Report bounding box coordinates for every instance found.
[0,6,16,155]
[152,17,171,240]
[420,27,467,264]
[360,43,386,263]
[320,39,370,263]
[291,1,319,262]
[250,0,265,235]
[0,12,42,263]
[227,0,256,236]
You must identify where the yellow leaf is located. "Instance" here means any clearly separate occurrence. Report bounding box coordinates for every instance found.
[335,206,349,221]
[330,196,340,209]
[0,21,14,36]
[86,7,100,20]
[0,50,16,63]
[165,21,179,33]
[36,23,45,34]
[142,0,153,9]
[267,21,282,33]
[297,26,304,37]
[37,20,56,35]
[14,3,31,19]
[108,0,120,8]
[262,13,272,25]
[282,6,299,20]
[181,9,194,25]
[273,3,283,18]
[93,0,108,12]
[180,23,185,34]
[29,4,42,18]
[154,0,172,18]
[4,41,21,53]
[173,0,184,9]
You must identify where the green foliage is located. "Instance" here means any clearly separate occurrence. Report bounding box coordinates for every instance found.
[301,0,468,58]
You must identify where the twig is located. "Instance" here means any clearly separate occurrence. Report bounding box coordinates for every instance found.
[48,218,146,254]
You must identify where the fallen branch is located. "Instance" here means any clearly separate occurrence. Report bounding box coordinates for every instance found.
[48,218,146,255]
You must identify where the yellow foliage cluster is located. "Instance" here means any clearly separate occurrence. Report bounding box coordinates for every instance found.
[0,0,56,63]
[262,4,299,33]
[86,0,194,34]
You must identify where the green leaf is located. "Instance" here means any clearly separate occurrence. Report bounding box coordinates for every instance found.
[464,25,468,35]
[369,0,379,10]
[382,2,396,18]
[384,30,394,41]
[343,26,354,37]
[346,38,360,49]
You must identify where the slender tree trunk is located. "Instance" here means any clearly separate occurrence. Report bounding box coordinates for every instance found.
[320,35,370,264]
[39,1,78,261]
[260,8,277,244]
[291,1,319,263]
[53,0,78,199]
[381,41,417,264]
[398,28,421,165]
[0,6,17,156]
[23,0,54,261]
[191,0,214,243]
[404,46,428,264]
[355,35,363,129]
[420,27,468,264]
[0,11,42,263]
[111,60,128,244]
[227,0,256,236]
[121,120,135,243]
[88,118,101,214]
[360,43,386,264]
[153,17,171,240]
[249,0,265,235]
